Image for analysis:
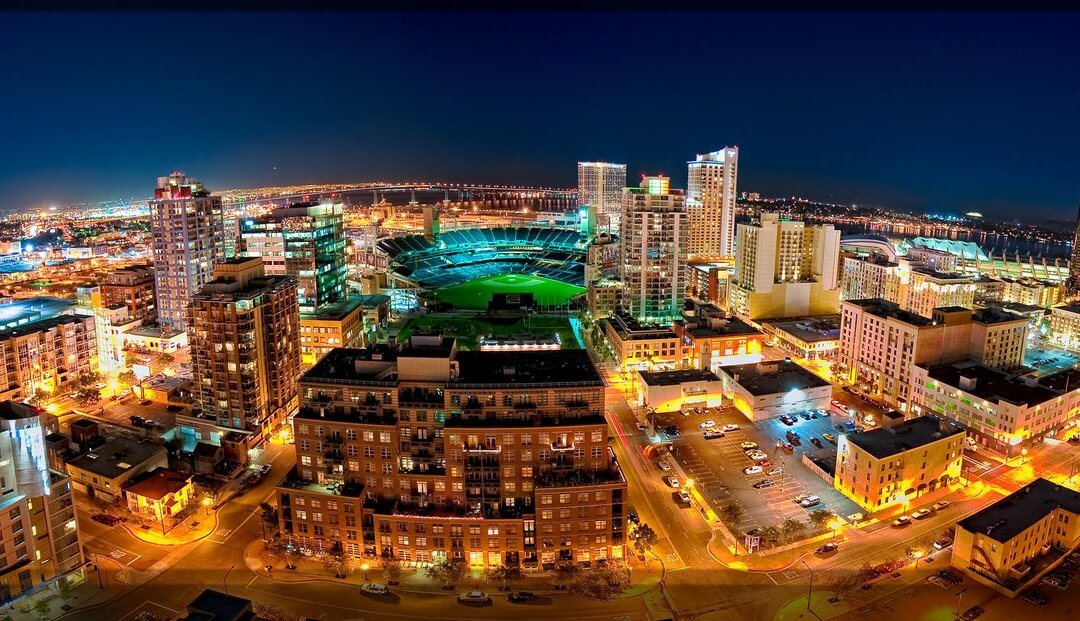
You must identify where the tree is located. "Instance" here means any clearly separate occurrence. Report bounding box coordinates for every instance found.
[808,509,834,532]
[118,370,137,387]
[75,371,101,388]
[551,560,581,588]
[73,386,101,406]
[31,600,50,620]
[382,558,403,585]
[54,576,72,602]
[284,547,301,570]
[719,504,744,531]
[26,389,47,406]
[426,558,465,589]
[260,502,278,525]
[163,437,183,458]
[781,518,806,541]
[632,523,658,560]
[156,352,175,367]
[758,525,782,547]
[501,564,524,590]
[570,559,633,601]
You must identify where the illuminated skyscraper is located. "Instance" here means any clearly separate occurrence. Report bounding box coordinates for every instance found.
[1067,202,1080,299]
[150,173,226,332]
[619,175,688,323]
[578,162,626,232]
[686,146,739,258]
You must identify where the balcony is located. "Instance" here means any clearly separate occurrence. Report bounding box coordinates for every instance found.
[550,441,575,452]
[462,443,501,454]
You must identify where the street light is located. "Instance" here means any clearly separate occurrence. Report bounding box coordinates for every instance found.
[223,565,235,596]
[801,560,814,612]
[361,562,370,581]
[202,497,212,516]
[828,518,842,541]
[912,548,925,569]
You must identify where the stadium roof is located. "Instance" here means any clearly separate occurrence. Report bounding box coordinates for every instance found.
[904,237,990,261]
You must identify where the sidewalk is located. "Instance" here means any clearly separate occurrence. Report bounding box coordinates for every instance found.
[3,557,132,621]
[121,508,219,546]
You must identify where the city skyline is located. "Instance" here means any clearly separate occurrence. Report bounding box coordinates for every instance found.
[3,12,1079,220]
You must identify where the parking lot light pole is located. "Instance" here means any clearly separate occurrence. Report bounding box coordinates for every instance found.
[955,588,967,619]
[801,560,814,611]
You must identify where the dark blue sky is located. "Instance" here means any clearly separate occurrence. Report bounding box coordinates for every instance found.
[3,11,1079,220]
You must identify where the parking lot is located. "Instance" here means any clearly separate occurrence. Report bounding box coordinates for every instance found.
[654,404,863,535]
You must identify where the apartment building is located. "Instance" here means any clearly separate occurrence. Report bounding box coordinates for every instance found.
[837,300,1028,410]
[619,176,688,323]
[0,402,83,605]
[600,313,682,372]
[840,254,905,302]
[186,258,300,457]
[686,259,734,309]
[577,162,626,233]
[905,268,978,319]
[0,315,96,403]
[100,266,156,323]
[834,415,965,513]
[1048,304,1080,351]
[910,363,1080,456]
[276,337,626,569]
[998,277,1063,309]
[953,478,1080,595]
[65,436,168,503]
[586,279,622,320]
[729,213,840,322]
[685,147,739,258]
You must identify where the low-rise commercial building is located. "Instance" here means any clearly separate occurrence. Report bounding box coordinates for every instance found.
[64,436,168,503]
[601,313,681,372]
[672,305,763,370]
[715,359,831,421]
[834,415,965,513]
[761,315,840,360]
[953,478,1080,595]
[634,369,723,413]
[123,467,194,523]
[911,362,1080,456]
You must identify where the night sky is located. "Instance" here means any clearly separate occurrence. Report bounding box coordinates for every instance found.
[4,11,1079,220]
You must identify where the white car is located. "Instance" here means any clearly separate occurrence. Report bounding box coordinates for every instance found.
[743,465,763,475]
[458,591,491,604]
[665,476,680,488]
[747,450,768,461]
[361,583,389,595]
[658,460,672,471]
[766,466,784,476]
[911,508,933,520]
[699,420,716,429]
[722,424,741,432]
[703,429,725,439]
[676,489,692,503]
[739,441,758,450]
[800,496,821,508]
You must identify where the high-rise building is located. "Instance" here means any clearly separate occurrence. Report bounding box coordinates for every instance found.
[730,213,840,322]
[578,162,627,233]
[150,173,225,332]
[0,315,97,403]
[619,175,688,323]
[0,401,83,605]
[1067,202,1080,299]
[240,202,364,368]
[686,147,739,258]
[100,266,156,323]
[276,337,626,568]
[186,258,300,457]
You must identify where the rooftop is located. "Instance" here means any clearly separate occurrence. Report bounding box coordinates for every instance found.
[0,401,41,421]
[0,313,90,341]
[972,307,1028,325]
[301,295,363,321]
[452,350,603,387]
[302,346,400,385]
[762,316,841,343]
[845,415,965,459]
[399,335,456,358]
[1054,304,1080,316]
[601,313,677,341]
[959,478,1080,543]
[911,267,974,281]
[66,436,165,480]
[639,369,721,387]
[278,467,364,497]
[845,298,935,327]
[674,315,762,339]
[923,361,1069,407]
[123,467,192,501]
[718,360,830,395]
[180,588,256,621]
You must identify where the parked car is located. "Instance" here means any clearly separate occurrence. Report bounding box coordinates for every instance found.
[931,501,951,511]
[822,433,837,444]
[1041,574,1069,590]
[933,536,953,550]
[458,591,492,604]
[747,450,768,461]
[911,508,933,520]
[1020,590,1049,607]
[815,542,839,556]
[809,437,823,448]
[665,476,680,488]
[508,591,535,603]
[961,606,985,620]
[800,412,813,421]
[91,514,122,526]
[800,496,821,508]
[676,489,692,504]
[891,516,912,527]
[635,422,649,431]
[743,465,764,475]
[793,494,810,505]
[815,409,829,417]
[781,442,794,453]
[722,423,740,432]
[658,460,672,471]
[662,426,680,437]
[704,429,725,439]
[361,583,389,595]
[766,466,784,476]
[752,479,775,489]
[759,459,773,468]
[937,569,963,585]
[739,441,759,450]
[129,415,145,427]
[699,420,716,429]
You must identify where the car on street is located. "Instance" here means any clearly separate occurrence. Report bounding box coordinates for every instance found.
[743,466,763,475]
[665,476,680,488]
[91,514,122,526]
[822,433,836,444]
[361,583,389,595]
[1020,590,1049,607]
[703,429,725,439]
[747,450,768,461]
[766,466,784,476]
[781,442,794,453]
[458,591,492,604]
[786,435,801,447]
[931,501,951,511]
[809,437,823,448]
[676,489,692,504]
[753,479,776,489]
[933,535,953,550]
[699,420,716,429]
[739,441,758,450]
[129,415,145,426]
[662,426,680,437]
[636,423,649,431]
[961,606,985,621]
[891,516,912,527]
[1041,574,1070,590]
[800,496,821,508]
[815,542,839,556]
[722,423,740,432]
[911,508,933,520]
[658,460,672,471]
[508,591,535,603]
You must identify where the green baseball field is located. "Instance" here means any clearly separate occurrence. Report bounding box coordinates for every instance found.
[435,274,585,310]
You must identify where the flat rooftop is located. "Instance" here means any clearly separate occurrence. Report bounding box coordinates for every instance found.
[675,315,762,339]
[399,335,456,358]
[924,361,1070,407]
[762,316,841,343]
[123,467,191,501]
[1054,304,1080,316]
[912,267,973,281]
[639,369,721,387]
[602,313,676,340]
[302,346,400,385]
[846,415,964,459]
[354,293,390,308]
[452,350,603,387]
[718,360,830,395]
[0,313,89,340]
[972,307,1027,324]
[300,295,362,321]
[959,478,1080,543]
[844,298,934,327]
[181,588,256,621]
[66,436,165,480]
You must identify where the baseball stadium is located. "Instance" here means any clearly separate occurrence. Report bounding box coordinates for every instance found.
[376,226,595,310]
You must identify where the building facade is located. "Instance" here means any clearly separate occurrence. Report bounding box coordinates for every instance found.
[577,162,627,233]
[187,258,301,454]
[833,415,964,513]
[0,315,96,403]
[685,147,738,258]
[905,268,977,319]
[730,213,840,322]
[714,359,832,421]
[150,173,226,331]
[1067,202,1080,299]
[275,338,626,569]
[671,305,764,371]
[600,313,682,373]
[619,176,687,323]
[100,266,156,323]
[1048,304,1080,351]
